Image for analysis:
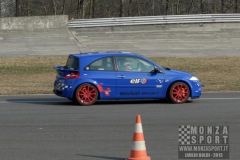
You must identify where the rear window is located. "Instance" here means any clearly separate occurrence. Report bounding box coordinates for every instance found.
[65,56,79,70]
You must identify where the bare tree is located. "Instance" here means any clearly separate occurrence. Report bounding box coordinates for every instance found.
[128,0,132,16]
[165,0,169,14]
[0,0,236,18]
[221,0,225,13]
[0,0,2,17]
[119,0,123,17]
[200,0,204,13]
[187,0,193,14]
[77,0,83,18]
[40,0,49,16]
[62,0,65,15]
[89,0,94,18]
[52,0,57,15]
[15,0,19,16]
[235,0,238,12]
[15,0,29,16]
[152,0,155,15]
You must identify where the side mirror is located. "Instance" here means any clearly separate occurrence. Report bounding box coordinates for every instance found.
[151,66,163,74]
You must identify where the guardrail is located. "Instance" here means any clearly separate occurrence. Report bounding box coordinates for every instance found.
[68,14,240,28]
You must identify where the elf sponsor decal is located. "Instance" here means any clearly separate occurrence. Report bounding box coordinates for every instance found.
[130,78,147,84]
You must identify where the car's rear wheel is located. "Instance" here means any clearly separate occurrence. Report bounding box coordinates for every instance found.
[75,83,98,105]
[169,82,190,103]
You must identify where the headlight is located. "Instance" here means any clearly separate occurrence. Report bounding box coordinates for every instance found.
[190,76,199,81]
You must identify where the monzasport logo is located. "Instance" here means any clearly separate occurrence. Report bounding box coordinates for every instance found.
[178,125,229,159]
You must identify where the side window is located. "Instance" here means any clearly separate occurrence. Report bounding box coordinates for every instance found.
[116,56,154,72]
[86,57,114,71]
[135,58,155,72]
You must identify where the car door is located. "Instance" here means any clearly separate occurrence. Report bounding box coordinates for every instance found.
[115,56,165,99]
[84,56,117,99]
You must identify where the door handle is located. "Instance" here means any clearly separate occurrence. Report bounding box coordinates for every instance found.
[118,75,125,78]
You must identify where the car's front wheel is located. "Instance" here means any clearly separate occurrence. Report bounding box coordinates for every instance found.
[169,82,190,103]
[75,83,98,105]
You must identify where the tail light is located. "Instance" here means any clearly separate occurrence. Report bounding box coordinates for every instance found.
[64,71,80,80]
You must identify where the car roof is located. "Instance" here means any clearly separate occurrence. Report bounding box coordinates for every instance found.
[70,51,143,58]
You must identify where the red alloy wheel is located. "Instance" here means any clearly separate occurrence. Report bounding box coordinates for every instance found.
[169,82,190,103]
[76,83,98,105]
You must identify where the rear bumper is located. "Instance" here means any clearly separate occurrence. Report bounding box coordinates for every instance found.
[53,89,63,97]
[53,88,74,99]
[53,79,74,99]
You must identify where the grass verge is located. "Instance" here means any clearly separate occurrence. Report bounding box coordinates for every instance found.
[0,56,239,95]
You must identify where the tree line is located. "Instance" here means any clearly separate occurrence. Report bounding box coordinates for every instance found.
[0,0,239,19]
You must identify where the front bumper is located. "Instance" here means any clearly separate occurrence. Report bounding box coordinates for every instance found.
[190,81,202,99]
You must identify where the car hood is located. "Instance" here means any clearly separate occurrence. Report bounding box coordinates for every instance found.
[164,68,193,77]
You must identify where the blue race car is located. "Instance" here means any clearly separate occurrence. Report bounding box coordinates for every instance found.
[53,52,202,105]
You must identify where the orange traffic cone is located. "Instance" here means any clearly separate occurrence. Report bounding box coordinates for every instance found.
[127,114,151,160]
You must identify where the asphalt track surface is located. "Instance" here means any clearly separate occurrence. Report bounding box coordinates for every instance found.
[0,92,239,160]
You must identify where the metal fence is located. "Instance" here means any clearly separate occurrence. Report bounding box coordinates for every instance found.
[68,14,240,28]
